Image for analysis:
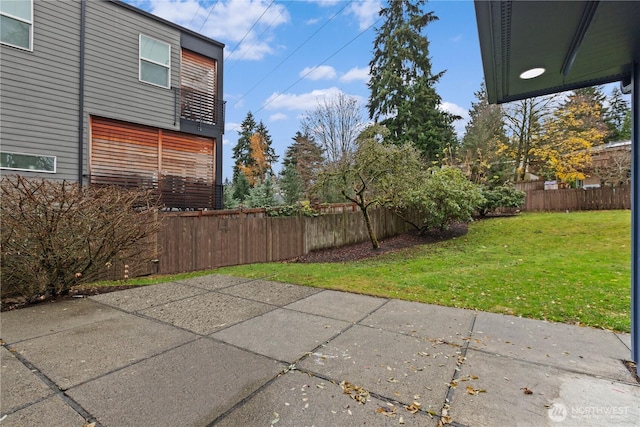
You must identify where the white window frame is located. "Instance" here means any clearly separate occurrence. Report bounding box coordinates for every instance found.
[0,0,33,51]
[139,34,171,89]
[0,151,56,173]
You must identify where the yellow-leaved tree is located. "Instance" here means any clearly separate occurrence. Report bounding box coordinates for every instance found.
[238,132,269,186]
[535,88,608,183]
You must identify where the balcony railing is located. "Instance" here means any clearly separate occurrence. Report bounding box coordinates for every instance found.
[175,87,225,130]
[90,173,222,210]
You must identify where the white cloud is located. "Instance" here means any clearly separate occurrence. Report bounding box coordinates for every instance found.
[340,66,370,83]
[269,113,288,122]
[147,0,290,61]
[450,34,463,43]
[307,0,342,6]
[300,65,337,81]
[439,102,470,138]
[348,0,382,31]
[263,87,365,111]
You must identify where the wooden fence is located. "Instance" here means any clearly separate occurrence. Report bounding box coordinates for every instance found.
[520,185,631,211]
[152,205,419,276]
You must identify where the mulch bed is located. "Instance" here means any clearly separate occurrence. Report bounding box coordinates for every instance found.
[292,223,468,263]
[1,285,138,312]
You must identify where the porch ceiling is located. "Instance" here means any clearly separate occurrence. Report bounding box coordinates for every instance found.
[474,0,640,104]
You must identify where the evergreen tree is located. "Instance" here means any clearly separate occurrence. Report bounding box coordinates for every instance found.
[367,0,457,162]
[605,87,632,142]
[245,174,278,208]
[282,131,324,197]
[232,112,257,180]
[255,120,279,174]
[460,82,509,186]
[232,172,250,202]
[279,162,304,205]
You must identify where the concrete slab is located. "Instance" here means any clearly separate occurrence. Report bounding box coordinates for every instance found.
[0,395,86,427]
[360,300,475,346]
[449,349,640,427]
[298,324,459,413]
[211,308,351,362]
[0,299,121,344]
[218,280,320,306]
[139,292,274,335]
[67,338,285,427]
[174,274,250,290]
[90,281,209,312]
[471,312,633,382]
[12,312,195,390]
[0,346,52,413]
[214,369,438,427]
[286,290,387,322]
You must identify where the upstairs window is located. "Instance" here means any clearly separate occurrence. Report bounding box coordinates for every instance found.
[139,34,171,88]
[1,0,33,50]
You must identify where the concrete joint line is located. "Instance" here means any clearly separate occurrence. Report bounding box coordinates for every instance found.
[438,311,478,425]
[1,343,102,426]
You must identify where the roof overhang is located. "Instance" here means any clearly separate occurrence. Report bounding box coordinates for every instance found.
[475,1,640,104]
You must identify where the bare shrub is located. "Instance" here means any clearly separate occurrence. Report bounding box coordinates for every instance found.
[1,175,162,301]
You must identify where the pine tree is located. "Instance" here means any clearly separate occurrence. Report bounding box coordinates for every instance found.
[255,120,279,175]
[282,131,324,198]
[367,0,457,162]
[605,87,632,142]
[232,112,257,180]
[460,82,509,186]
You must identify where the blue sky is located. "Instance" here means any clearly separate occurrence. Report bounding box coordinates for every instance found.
[125,0,496,180]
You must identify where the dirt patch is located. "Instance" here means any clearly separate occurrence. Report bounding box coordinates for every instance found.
[292,223,468,263]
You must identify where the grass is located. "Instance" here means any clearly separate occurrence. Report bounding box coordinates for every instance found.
[212,211,632,332]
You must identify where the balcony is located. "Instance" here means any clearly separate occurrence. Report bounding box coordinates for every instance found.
[175,87,225,136]
[90,173,223,210]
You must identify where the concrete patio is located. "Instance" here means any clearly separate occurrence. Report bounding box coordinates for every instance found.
[1,274,638,426]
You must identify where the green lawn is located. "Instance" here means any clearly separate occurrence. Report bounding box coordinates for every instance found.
[215,211,632,332]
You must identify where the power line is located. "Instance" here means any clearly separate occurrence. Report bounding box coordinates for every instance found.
[232,0,353,109]
[186,1,202,28]
[225,0,276,62]
[226,0,293,68]
[198,0,220,32]
[254,15,382,115]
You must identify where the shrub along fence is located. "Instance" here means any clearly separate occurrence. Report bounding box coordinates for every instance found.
[144,205,420,276]
[519,185,631,211]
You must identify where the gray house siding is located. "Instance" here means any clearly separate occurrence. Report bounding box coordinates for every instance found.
[83,0,180,131]
[2,0,225,207]
[0,0,81,181]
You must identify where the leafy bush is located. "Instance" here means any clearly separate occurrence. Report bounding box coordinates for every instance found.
[1,176,162,301]
[266,201,320,217]
[477,185,525,216]
[404,167,484,233]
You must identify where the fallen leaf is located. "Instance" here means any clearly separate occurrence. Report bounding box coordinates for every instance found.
[376,406,398,417]
[270,412,280,425]
[465,385,486,395]
[340,381,369,404]
[405,401,421,414]
[521,387,533,395]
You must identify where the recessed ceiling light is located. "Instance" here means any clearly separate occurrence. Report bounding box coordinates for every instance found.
[520,68,546,79]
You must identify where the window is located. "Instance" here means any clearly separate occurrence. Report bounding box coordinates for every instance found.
[0,151,56,173]
[139,34,171,88]
[0,0,33,50]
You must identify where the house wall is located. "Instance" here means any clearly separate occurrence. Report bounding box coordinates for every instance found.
[0,0,81,181]
[83,0,180,132]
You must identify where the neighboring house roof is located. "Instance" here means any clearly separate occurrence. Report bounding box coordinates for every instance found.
[474,1,640,104]
[590,140,632,152]
[111,0,225,49]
